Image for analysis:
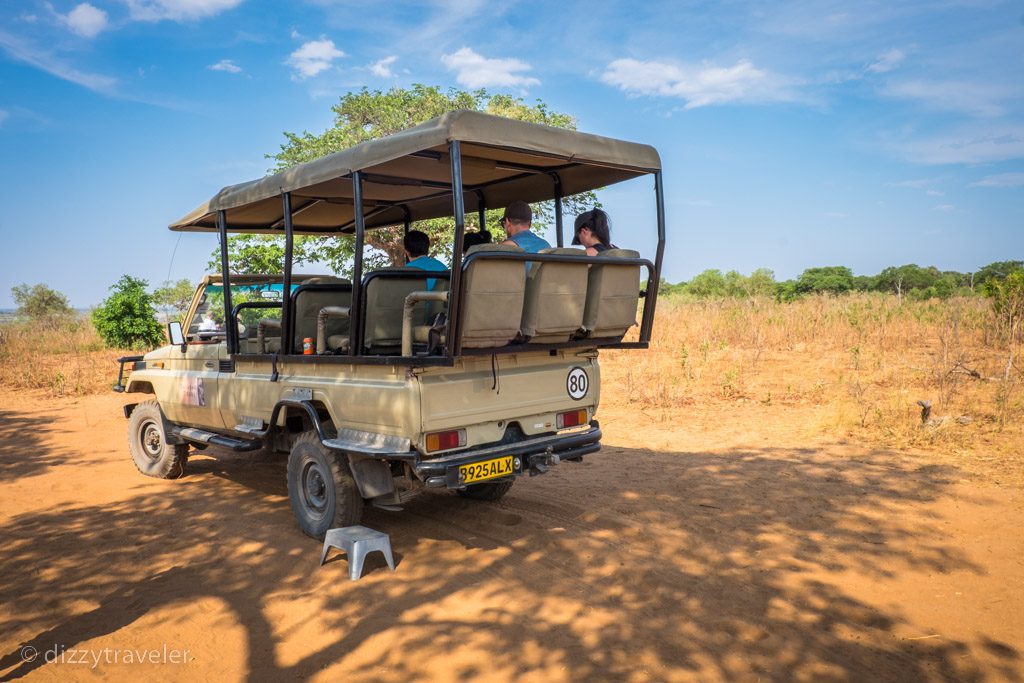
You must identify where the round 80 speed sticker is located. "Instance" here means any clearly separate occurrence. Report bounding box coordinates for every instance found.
[566,367,589,400]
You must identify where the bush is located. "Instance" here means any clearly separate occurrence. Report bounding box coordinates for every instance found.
[11,283,74,326]
[92,276,165,349]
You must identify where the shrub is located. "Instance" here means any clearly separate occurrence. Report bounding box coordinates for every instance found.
[11,283,74,326]
[92,276,165,349]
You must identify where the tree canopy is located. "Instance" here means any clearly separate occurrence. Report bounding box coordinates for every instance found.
[11,283,74,324]
[92,276,165,349]
[152,278,196,322]
[662,260,1018,302]
[213,85,596,276]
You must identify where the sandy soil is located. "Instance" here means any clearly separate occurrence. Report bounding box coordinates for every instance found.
[1,390,1022,682]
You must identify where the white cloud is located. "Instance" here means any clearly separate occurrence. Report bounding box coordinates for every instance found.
[867,48,905,74]
[208,58,241,73]
[970,172,1024,188]
[892,126,1024,165]
[369,55,397,78]
[0,109,8,126]
[58,3,108,38]
[888,179,935,190]
[287,39,344,79]
[0,28,117,94]
[600,58,800,109]
[933,204,955,212]
[925,189,944,197]
[881,79,1011,118]
[441,47,539,89]
[123,0,243,22]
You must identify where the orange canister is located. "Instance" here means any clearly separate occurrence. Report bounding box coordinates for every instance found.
[303,337,314,355]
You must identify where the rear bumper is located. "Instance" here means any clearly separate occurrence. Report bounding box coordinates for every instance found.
[412,421,602,488]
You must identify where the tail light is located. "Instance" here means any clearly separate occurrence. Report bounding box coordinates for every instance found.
[556,409,588,429]
[425,429,466,452]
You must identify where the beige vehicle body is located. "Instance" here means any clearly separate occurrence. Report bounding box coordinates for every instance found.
[130,275,601,466]
[119,110,664,538]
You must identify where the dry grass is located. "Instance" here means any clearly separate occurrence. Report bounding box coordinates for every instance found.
[0,319,127,396]
[3,296,1021,482]
[601,294,1024,484]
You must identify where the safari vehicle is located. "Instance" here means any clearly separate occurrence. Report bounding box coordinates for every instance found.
[117,110,666,539]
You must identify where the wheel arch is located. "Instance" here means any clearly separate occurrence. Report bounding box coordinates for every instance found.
[126,380,155,394]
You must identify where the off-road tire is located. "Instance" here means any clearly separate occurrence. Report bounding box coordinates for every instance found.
[128,400,189,479]
[456,479,514,501]
[287,432,363,539]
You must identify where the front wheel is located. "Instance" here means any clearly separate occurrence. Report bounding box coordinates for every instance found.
[127,401,188,479]
[287,432,363,539]
[457,479,514,501]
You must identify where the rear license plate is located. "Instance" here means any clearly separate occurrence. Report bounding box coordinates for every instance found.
[459,456,514,484]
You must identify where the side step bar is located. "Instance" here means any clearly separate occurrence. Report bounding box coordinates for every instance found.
[170,427,262,452]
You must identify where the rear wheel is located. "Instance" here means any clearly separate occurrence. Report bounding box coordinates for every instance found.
[457,479,514,501]
[287,432,363,539]
[127,401,188,479]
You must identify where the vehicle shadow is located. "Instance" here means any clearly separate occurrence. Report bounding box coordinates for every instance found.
[1,443,1020,681]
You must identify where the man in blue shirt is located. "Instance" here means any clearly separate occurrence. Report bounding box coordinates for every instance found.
[404,230,446,289]
[499,200,550,252]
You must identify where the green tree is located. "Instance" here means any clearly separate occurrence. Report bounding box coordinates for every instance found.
[152,278,196,321]
[11,283,74,324]
[685,269,727,297]
[874,264,940,300]
[92,276,164,349]
[974,261,1024,288]
[739,268,776,297]
[794,266,854,295]
[215,85,595,276]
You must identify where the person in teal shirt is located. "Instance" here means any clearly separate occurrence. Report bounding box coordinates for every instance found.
[499,200,551,253]
[404,230,446,289]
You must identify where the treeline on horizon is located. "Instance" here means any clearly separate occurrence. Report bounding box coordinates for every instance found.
[659,260,1023,301]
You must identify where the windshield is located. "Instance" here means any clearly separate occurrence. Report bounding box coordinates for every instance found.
[188,283,293,340]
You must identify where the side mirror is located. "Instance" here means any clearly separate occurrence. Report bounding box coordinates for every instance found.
[167,321,186,351]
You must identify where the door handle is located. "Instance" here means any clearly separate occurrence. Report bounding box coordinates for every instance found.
[204,361,215,369]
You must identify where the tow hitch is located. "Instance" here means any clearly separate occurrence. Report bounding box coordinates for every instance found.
[528,448,560,476]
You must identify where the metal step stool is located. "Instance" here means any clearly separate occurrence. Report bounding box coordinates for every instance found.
[320,526,396,580]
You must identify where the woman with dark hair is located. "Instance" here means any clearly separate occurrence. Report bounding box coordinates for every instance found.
[573,208,616,256]
[462,229,492,253]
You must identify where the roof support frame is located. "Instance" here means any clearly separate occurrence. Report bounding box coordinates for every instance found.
[217,210,237,354]
[348,171,366,356]
[281,192,295,354]
[445,140,466,362]
[551,172,564,247]
[639,170,667,342]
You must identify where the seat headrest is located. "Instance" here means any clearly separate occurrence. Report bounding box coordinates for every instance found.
[539,247,586,256]
[598,249,640,259]
[466,243,524,256]
[302,276,351,285]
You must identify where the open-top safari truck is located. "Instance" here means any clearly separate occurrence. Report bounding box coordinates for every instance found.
[118,110,666,538]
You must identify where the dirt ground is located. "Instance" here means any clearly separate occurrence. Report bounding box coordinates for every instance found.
[1,389,1022,682]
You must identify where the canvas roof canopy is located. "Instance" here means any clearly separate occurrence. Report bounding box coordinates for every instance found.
[169,109,661,235]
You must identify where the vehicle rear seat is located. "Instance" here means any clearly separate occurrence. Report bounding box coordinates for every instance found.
[293,277,351,353]
[581,249,641,340]
[520,247,589,343]
[411,244,525,350]
[362,270,435,351]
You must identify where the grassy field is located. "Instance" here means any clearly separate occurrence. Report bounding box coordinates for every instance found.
[0,317,126,397]
[603,294,1023,483]
[2,294,1020,481]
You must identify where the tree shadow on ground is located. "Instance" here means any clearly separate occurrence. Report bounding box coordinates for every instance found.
[0,442,1020,681]
[0,409,64,480]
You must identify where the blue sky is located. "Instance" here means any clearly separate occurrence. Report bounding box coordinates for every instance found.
[1,0,1022,308]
